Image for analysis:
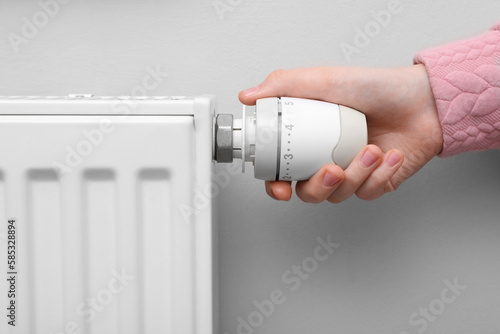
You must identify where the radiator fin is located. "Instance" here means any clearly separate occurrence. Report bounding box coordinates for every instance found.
[139,169,173,333]
[83,169,118,334]
[115,172,140,334]
[27,169,65,334]
[61,172,86,334]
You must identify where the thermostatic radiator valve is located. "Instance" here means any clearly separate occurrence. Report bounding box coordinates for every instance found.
[214,97,367,181]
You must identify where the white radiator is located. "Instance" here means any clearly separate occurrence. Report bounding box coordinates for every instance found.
[0,95,216,334]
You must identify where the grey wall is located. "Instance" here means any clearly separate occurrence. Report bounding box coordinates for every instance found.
[1,0,500,333]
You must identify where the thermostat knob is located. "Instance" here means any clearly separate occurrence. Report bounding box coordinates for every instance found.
[214,97,367,181]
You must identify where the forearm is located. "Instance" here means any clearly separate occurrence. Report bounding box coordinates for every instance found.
[414,22,500,157]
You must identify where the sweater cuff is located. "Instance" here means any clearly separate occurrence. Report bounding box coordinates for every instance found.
[414,23,500,158]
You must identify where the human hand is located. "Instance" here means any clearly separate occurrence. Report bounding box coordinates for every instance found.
[238,65,443,203]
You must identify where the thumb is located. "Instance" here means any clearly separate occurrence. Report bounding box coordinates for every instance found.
[238,67,391,117]
[239,67,351,106]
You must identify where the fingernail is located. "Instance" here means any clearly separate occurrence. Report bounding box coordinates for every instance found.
[323,171,340,187]
[270,190,279,200]
[360,149,379,168]
[241,86,259,96]
[386,152,401,167]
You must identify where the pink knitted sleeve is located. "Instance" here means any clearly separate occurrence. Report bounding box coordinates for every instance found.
[414,23,500,157]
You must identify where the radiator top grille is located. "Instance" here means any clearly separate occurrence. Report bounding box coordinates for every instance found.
[0,95,189,101]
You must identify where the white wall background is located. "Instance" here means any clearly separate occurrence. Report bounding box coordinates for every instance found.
[1,0,500,333]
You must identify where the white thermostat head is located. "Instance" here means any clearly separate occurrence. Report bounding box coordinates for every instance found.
[214,97,367,181]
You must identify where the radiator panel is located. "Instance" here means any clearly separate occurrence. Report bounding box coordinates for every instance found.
[0,97,215,334]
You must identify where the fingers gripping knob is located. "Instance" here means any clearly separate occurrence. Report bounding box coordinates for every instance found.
[214,98,367,181]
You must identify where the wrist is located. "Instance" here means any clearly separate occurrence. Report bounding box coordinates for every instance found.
[413,64,444,157]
